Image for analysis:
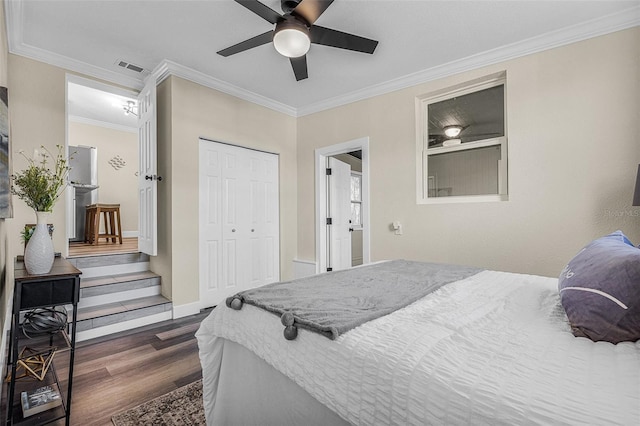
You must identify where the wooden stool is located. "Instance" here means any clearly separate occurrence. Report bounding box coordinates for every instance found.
[84,205,96,243]
[85,203,123,245]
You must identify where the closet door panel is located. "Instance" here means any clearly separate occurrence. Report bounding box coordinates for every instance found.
[222,149,249,290]
[246,151,279,287]
[199,146,223,303]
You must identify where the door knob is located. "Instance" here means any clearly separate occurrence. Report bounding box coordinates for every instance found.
[145,175,153,180]
[251,229,255,232]
[157,176,163,181]
[232,229,236,232]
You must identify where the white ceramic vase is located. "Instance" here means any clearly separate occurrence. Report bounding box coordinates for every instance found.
[24,211,55,275]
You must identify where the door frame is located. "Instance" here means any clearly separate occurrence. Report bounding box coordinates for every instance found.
[64,74,139,256]
[315,137,370,273]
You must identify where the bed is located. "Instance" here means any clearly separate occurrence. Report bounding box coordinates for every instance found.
[196,240,640,426]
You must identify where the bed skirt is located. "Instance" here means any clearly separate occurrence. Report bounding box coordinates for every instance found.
[200,336,350,426]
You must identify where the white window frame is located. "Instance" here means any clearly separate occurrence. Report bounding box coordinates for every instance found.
[350,171,363,230]
[415,71,508,204]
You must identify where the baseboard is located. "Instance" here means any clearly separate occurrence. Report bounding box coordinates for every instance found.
[122,231,138,238]
[293,259,317,279]
[173,302,200,319]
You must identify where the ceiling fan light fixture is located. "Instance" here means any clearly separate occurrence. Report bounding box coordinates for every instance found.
[273,19,310,58]
[123,100,138,117]
[444,125,463,138]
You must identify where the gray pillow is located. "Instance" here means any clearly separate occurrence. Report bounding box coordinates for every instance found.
[558,231,640,343]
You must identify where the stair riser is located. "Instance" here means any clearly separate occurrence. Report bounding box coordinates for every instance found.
[81,276,161,298]
[76,302,172,332]
[75,311,173,342]
[68,252,149,268]
[79,286,162,309]
[78,261,150,279]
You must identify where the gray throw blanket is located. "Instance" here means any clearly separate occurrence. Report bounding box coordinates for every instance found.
[226,260,482,340]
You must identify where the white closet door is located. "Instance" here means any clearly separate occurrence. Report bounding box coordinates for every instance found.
[247,150,280,288]
[199,140,279,308]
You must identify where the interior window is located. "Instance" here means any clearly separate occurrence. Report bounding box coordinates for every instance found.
[417,72,508,203]
[350,172,362,228]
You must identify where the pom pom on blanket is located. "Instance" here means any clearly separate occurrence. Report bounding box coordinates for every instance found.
[227,296,244,310]
[284,325,298,340]
[281,312,295,326]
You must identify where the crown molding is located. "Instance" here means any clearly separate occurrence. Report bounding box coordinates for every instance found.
[151,60,298,117]
[4,0,145,91]
[296,5,640,116]
[4,0,22,53]
[68,115,137,134]
[9,41,146,91]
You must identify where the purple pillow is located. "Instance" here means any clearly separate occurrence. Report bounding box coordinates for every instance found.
[558,231,640,343]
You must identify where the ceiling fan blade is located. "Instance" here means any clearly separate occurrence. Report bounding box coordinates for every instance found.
[292,0,334,25]
[472,132,503,136]
[290,56,308,81]
[217,31,273,57]
[235,0,282,24]
[217,31,274,57]
[310,25,378,54]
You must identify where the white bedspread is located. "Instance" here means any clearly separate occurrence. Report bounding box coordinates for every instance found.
[197,270,640,425]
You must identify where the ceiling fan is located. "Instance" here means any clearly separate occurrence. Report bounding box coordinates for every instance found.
[217,0,379,81]
[428,125,503,148]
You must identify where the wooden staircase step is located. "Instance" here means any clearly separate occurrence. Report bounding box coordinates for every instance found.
[81,271,159,288]
[80,271,160,299]
[75,295,172,334]
[68,252,149,269]
[69,252,172,342]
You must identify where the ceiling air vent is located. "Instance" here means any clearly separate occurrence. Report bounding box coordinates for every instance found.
[116,60,145,73]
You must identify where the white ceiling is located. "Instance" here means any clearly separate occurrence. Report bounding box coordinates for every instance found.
[5,0,640,119]
[67,82,138,130]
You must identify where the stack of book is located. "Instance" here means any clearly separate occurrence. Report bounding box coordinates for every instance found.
[21,385,62,417]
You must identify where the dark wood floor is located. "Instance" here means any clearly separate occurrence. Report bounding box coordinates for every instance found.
[38,309,210,425]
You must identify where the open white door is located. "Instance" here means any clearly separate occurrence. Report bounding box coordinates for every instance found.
[137,77,158,256]
[328,157,352,271]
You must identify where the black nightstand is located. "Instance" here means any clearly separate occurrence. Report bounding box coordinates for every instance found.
[5,257,81,425]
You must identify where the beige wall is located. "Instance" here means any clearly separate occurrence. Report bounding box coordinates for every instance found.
[151,76,297,307]
[68,121,138,233]
[297,28,640,278]
[7,55,67,259]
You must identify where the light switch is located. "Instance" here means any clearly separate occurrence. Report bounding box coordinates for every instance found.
[392,221,402,235]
